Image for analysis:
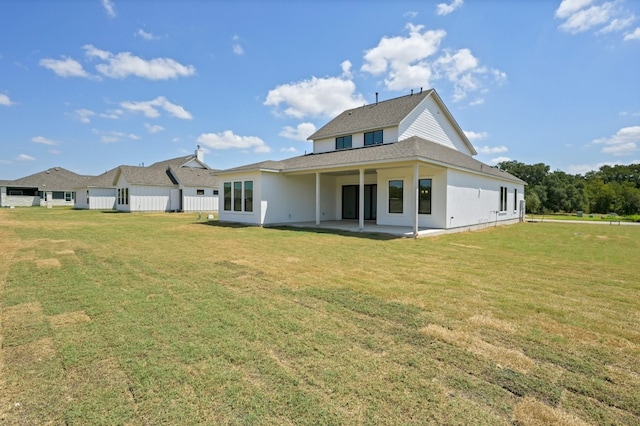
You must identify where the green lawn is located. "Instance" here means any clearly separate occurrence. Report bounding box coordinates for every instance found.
[1,208,639,425]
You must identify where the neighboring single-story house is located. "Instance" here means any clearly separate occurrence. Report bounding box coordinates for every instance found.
[217,89,526,235]
[111,147,219,213]
[0,167,92,208]
[73,146,219,212]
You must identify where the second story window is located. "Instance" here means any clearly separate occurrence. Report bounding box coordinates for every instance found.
[364,130,383,146]
[336,135,352,150]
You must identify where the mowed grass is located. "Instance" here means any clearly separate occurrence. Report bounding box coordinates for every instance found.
[1,208,638,425]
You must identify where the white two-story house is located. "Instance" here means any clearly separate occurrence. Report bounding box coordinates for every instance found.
[216,89,525,236]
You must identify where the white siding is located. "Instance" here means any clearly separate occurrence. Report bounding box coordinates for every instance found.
[314,138,334,153]
[218,172,263,225]
[446,169,525,228]
[129,185,173,212]
[0,186,5,207]
[181,187,218,212]
[260,173,316,224]
[89,188,117,210]
[399,96,473,155]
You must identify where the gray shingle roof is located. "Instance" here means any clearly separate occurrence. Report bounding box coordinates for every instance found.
[78,167,119,188]
[3,167,93,191]
[218,137,525,185]
[148,155,197,169]
[308,90,432,140]
[116,165,178,186]
[169,167,219,188]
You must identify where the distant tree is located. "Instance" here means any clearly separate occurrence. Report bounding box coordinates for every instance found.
[525,191,541,214]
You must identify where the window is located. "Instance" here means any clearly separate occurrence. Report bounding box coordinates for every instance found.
[65,192,74,202]
[364,130,383,146]
[213,190,219,195]
[196,189,205,195]
[223,183,232,210]
[499,186,508,212]
[418,179,432,214]
[233,181,242,211]
[514,189,518,211]
[223,180,254,212]
[52,191,65,200]
[389,180,403,213]
[125,188,129,205]
[244,181,253,212]
[336,135,352,150]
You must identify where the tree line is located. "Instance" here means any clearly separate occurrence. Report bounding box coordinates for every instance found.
[497,161,640,215]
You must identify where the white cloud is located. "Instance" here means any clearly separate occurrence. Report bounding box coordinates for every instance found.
[361,24,445,91]
[555,0,594,19]
[17,154,36,161]
[0,93,13,106]
[197,130,271,153]
[281,147,298,154]
[39,57,94,78]
[32,136,58,146]
[475,145,508,155]
[265,75,365,119]
[73,109,96,123]
[101,0,116,18]
[436,0,463,16]
[279,122,317,141]
[624,27,640,41]
[593,126,640,156]
[464,130,489,141]
[232,35,244,55]
[598,16,634,33]
[490,156,511,164]
[136,29,159,40]
[404,11,418,19]
[360,23,504,101]
[100,109,124,119]
[97,130,140,144]
[145,123,164,133]
[559,2,615,33]
[340,60,353,78]
[120,96,193,120]
[83,44,196,80]
[556,0,637,38]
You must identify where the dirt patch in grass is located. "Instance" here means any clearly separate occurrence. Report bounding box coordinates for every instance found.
[35,258,61,268]
[512,397,588,425]
[2,302,44,323]
[47,311,91,328]
[3,337,56,365]
[56,249,75,255]
[450,243,484,249]
[468,313,517,333]
[422,324,535,374]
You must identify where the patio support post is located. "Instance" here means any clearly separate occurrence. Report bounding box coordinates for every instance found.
[315,172,320,225]
[413,163,419,237]
[359,168,365,231]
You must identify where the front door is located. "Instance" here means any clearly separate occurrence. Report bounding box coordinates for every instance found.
[342,184,377,220]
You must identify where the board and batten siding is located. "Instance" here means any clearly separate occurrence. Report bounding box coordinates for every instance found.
[398,96,473,155]
[90,188,117,210]
[127,185,174,212]
[182,187,218,212]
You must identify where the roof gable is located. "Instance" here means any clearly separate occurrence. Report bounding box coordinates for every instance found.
[308,90,432,140]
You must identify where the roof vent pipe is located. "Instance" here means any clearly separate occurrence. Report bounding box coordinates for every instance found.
[420,87,423,93]
[375,92,378,104]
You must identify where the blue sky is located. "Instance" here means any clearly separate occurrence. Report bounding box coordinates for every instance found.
[1,0,639,180]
